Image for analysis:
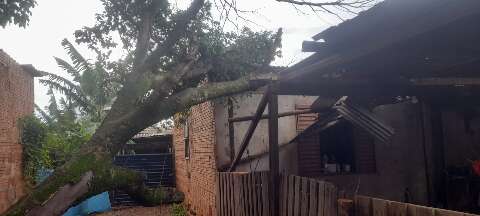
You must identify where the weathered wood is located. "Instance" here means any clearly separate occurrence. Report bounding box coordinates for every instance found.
[317,181,326,216]
[355,196,372,216]
[262,172,270,216]
[338,199,354,216]
[251,174,258,216]
[233,174,240,216]
[388,201,407,216]
[229,89,270,172]
[228,109,316,122]
[229,174,234,216]
[301,178,309,216]
[281,175,288,216]
[412,205,434,216]
[254,173,263,215]
[372,198,388,216]
[324,183,337,216]
[216,173,221,216]
[293,176,301,216]
[308,181,318,216]
[434,208,464,216]
[288,175,295,216]
[247,174,254,216]
[268,89,280,216]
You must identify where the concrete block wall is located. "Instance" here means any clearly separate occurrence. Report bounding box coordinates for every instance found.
[0,50,33,212]
[173,102,217,216]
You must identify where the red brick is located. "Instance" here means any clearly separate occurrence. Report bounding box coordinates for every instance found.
[0,50,34,213]
[174,102,217,216]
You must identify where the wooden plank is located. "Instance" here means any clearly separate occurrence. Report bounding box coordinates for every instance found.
[338,199,354,216]
[355,196,372,216]
[308,181,318,216]
[233,174,240,216]
[229,90,270,172]
[241,174,247,216]
[215,172,224,216]
[268,89,280,216]
[388,201,407,216]
[288,175,295,216]
[411,205,434,216]
[254,173,263,215]
[247,174,254,216]
[301,178,309,216]
[251,173,258,216]
[281,174,288,216]
[229,109,316,122]
[230,174,235,216]
[317,181,326,216]
[293,176,301,216]
[434,208,464,216]
[262,172,270,216]
[324,183,337,216]
[372,198,388,216]
[224,174,230,216]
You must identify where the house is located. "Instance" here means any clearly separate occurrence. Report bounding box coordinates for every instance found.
[0,50,42,212]
[173,94,319,215]
[174,0,480,214]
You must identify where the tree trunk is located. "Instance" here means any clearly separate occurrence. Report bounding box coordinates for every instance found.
[4,148,181,216]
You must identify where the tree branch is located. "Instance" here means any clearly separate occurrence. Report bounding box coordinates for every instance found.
[102,0,206,125]
[138,0,206,74]
[275,0,376,8]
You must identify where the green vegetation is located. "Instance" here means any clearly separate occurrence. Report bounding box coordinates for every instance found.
[171,203,187,216]
[19,114,92,187]
[0,0,36,27]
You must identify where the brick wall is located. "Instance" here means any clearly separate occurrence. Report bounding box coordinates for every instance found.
[0,50,34,212]
[173,102,217,216]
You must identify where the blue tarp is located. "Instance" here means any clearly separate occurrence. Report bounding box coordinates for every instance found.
[36,168,112,216]
[63,192,112,216]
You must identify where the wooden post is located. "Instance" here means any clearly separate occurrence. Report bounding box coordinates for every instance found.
[268,87,279,216]
[338,199,354,216]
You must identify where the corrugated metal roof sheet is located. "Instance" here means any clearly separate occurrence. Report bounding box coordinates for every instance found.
[290,97,395,144]
[133,126,172,139]
[333,97,394,144]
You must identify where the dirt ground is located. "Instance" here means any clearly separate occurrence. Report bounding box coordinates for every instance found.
[95,205,172,216]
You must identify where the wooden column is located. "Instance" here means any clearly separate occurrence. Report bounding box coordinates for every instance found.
[268,87,280,216]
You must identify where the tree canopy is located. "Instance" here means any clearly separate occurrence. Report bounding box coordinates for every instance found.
[0,0,36,27]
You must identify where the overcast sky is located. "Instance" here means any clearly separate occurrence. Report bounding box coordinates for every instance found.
[0,0,350,109]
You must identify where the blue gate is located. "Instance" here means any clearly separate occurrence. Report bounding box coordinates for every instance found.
[111,153,174,206]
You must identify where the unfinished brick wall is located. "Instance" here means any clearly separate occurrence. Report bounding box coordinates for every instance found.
[173,102,217,216]
[0,50,34,212]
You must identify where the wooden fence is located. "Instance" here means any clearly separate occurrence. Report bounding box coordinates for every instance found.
[216,172,271,216]
[355,196,478,216]
[217,172,338,216]
[281,175,338,216]
[217,172,478,216]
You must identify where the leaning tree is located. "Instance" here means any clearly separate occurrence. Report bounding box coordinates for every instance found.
[5,0,282,215]
[3,0,380,215]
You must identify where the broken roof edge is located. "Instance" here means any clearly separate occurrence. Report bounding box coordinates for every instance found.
[21,64,47,77]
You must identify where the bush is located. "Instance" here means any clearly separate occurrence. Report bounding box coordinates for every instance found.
[171,203,187,216]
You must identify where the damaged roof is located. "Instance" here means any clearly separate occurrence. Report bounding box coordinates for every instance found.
[277,0,480,97]
[133,126,172,139]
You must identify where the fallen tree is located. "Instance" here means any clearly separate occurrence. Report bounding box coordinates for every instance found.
[4,0,282,215]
